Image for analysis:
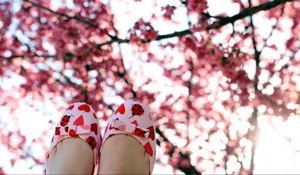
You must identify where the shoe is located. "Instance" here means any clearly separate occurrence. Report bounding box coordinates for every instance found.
[46,102,102,174]
[102,99,156,174]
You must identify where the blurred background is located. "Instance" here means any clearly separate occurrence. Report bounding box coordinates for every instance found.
[0,0,300,174]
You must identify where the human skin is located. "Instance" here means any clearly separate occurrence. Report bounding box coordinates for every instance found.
[98,134,149,174]
[46,138,94,174]
[45,135,149,174]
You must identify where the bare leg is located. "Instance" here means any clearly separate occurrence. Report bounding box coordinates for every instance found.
[45,102,101,174]
[46,138,94,174]
[98,134,149,174]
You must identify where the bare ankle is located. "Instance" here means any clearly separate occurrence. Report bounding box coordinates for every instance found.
[46,138,94,174]
[98,134,149,174]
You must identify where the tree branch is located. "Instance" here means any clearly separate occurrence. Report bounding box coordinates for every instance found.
[107,0,136,98]
[23,0,98,28]
[210,0,293,29]
[248,1,260,68]
[278,43,300,72]
[259,6,284,55]
[247,0,260,174]
[156,127,201,175]
[21,0,293,48]
[247,107,258,175]
[0,54,56,59]
[97,0,293,46]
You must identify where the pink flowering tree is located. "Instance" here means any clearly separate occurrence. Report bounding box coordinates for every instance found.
[0,0,299,174]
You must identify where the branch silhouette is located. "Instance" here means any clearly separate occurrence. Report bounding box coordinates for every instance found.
[21,0,294,46]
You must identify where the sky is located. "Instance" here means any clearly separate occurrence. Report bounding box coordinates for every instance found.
[1,0,300,174]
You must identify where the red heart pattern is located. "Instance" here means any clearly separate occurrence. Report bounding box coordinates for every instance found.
[78,104,91,112]
[90,123,98,135]
[144,142,153,156]
[55,127,60,135]
[147,126,155,140]
[49,102,102,174]
[131,120,138,126]
[103,100,155,174]
[73,115,84,126]
[50,101,155,174]
[69,129,78,137]
[114,103,125,115]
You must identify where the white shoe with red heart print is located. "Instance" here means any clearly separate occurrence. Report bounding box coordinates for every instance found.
[102,99,156,174]
[47,102,102,174]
